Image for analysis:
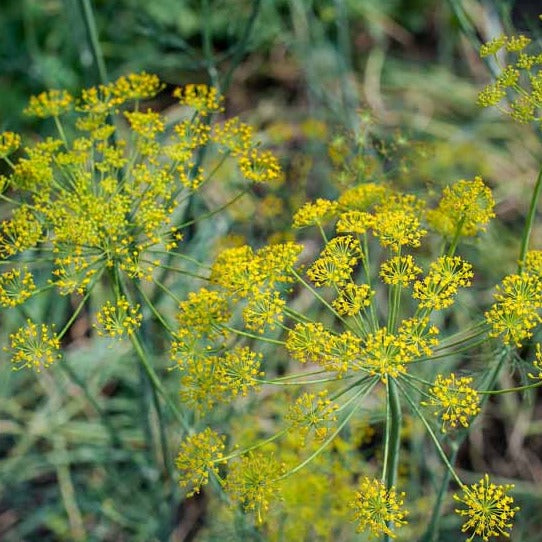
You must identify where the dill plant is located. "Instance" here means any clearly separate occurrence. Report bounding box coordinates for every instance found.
[168,34,542,541]
[0,73,282,468]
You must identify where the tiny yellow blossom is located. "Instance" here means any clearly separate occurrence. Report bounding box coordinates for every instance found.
[176,428,226,496]
[350,477,408,539]
[5,320,61,371]
[94,297,143,339]
[422,373,480,432]
[0,132,21,158]
[173,84,224,116]
[293,199,338,228]
[225,452,285,524]
[25,89,73,118]
[0,267,36,307]
[454,474,519,541]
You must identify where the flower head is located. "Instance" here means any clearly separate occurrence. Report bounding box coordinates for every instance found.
[225,452,285,524]
[5,320,61,371]
[176,428,226,496]
[350,477,408,539]
[94,297,143,339]
[422,373,480,432]
[454,474,519,541]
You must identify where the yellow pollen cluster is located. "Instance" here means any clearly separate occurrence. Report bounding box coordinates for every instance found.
[225,452,285,524]
[285,390,338,443]
[0,267,36,307]
[380,255,422,287]
[413,256,473,311]
[175,428,225,497]
[528,343,542,380]
[485,273,542,346]
[94,297,143,339]
[0,131,21,158]
[173,84,224,116]
[292,199,338,228]
[238,148,283,183]
[176,288,231,338]
[336,210,374,234]
[350,477,408,539]
[332,282,374,316]
[422,373,481,432]
[5,320,61,372]
[525,249,542,276]
[454,474,519,541]
[337,183,390,211]
[24,89,73,118]
[358,328,408,381]
[243,288,285,333]
[427,176,495,238]
[307,235,362,288]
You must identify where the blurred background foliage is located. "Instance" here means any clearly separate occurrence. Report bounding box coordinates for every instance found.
[1,0,542,540]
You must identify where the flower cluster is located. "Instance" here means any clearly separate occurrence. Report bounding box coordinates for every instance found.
[485,272,542,346]
[477,33,542,123]
[4,320,61,372]
[454,474,519,541]
[350,477,408,539]
[422,373,481,432]
[175,428,226,496]
[94,297,143,339]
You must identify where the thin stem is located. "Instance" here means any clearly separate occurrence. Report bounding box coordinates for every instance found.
[518,164,542,272]
[222,325,285,345]
[78,0,108,84]
[396,378,463,487]
[130,333,192,434]
[479,380,542,395]
[278,379,378,480]
[289,267,357,334]
[383,379,401,489]
[176,189,249,229]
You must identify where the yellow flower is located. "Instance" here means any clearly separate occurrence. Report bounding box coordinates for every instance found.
[337,183,390,211]
[380,255,422,287]
[24,89,73,118]
[110,72,164,101]
[528,343,542,380]
[336,210,374,234]
[176,288,231,338]
[286,322,334,366]
[422,373,480,432]
[479,36,507,57]
[413,256,473,311]
[173,84,224,116]
[243,288,285,333]
[427,177,495,238]
[176,428,226,497]
[94,297,143,339]
[0,131,21,158]
[332,282,374,316]
[350,477,408,539]
[238,148,283,183]
[485,273,542,346]
[292,199,338,228]
[0,266,36,307]
[454,474,519,541]
[225,451,285,524]
[285,390,338,443]
[4,320,61,371]
[356,327,409,381]
[307,235,363,288]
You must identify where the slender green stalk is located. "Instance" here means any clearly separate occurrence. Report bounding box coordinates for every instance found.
[396,379,463,487]
[420,348,509,542]
[130,333,192,434]
[78,0,108,84]
[518,164,542,272]
[278,379,378,480]
[382,379,401,493]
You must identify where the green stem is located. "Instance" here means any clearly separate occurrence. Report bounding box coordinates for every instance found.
[383,379,401,491]
[518,164,542,273]
[130,333,192,434]
[278,379,377,480]
[78,0,108,85]
[396,379,462,487]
